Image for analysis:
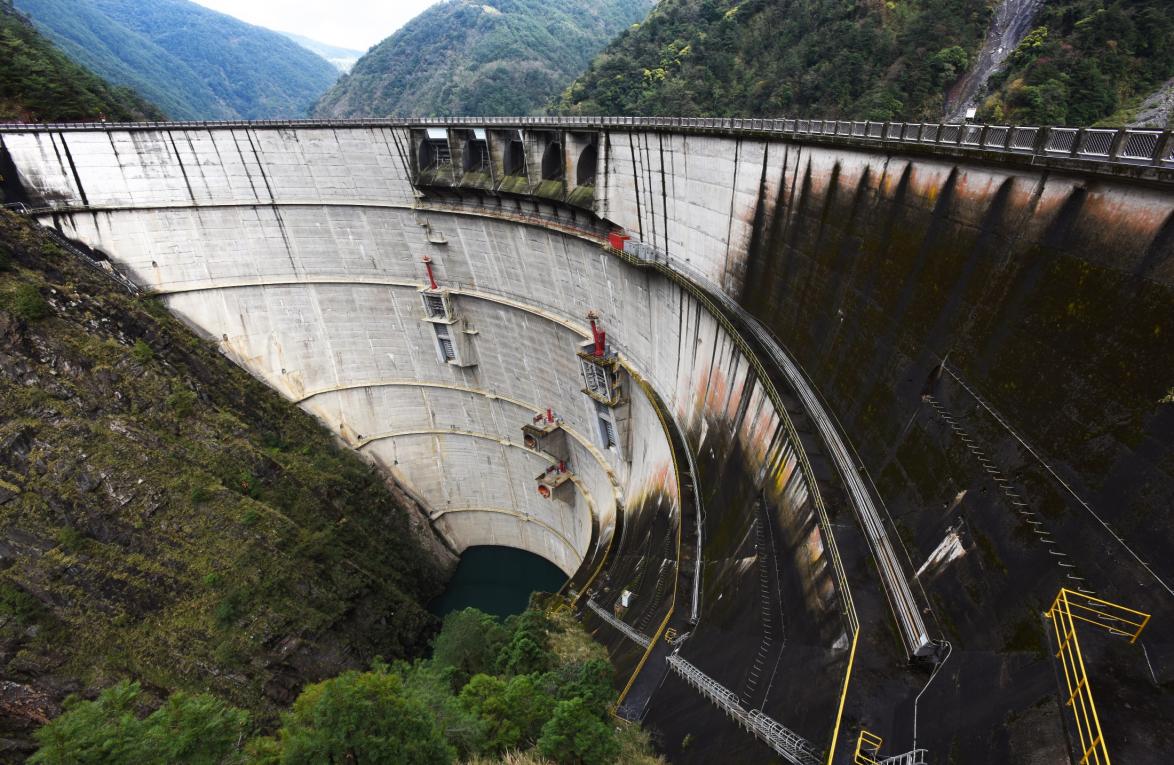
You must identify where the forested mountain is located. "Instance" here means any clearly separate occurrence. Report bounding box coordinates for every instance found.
[560,0,1174,127]
[0,3,162,122]
[979,0,1172,125]
[14,0,340,120]
[313,0,655,119]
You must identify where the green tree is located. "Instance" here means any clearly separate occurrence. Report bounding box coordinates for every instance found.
[276,668,454,765]
[400,662,485,758]
[553,659,615,716]
[928,46,969,85]
[497,609,555,676]
[458,673,553,753]
[431,608,508,690]
[31,681,250,765]
[537,698,619,765]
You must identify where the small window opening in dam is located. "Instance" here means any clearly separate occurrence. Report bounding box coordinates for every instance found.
[428,546,567,619]
[504,140,525,176]
[418,138,452,171]
[576,144,597,186]
[541,141,564,181]
[463,137,490,174]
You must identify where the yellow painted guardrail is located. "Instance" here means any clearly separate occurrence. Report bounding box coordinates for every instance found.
[1045,588,1151,765]
[853,730,884,764]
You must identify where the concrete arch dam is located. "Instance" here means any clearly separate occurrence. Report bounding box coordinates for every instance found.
[1,121,1171,764]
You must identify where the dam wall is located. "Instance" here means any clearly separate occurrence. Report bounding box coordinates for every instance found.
[0,124,850,760]
[2,119,1171,763]
[601,128,1174,760]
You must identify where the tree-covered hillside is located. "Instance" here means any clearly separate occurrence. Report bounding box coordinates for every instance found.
[313,0,655,118]
[978,0,1173,125]
[14,0,341,120]
[0,209,451,758]
[0,3,162,122]
[28,607,664,765]
[561,0,1174,126]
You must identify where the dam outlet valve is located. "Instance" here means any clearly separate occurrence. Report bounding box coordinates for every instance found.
[536,460,574,504]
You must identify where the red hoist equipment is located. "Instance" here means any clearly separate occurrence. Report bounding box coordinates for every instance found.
[422,255,438,290]
[587,309,606,357]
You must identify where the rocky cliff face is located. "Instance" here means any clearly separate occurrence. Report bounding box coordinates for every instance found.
[0,211,453,761]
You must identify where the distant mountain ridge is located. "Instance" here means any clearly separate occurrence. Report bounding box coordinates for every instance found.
[282,32,364,73]
[313,0,655,118]
[15,0,341,120]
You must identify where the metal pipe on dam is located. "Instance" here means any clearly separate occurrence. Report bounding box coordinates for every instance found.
[1,118,1171,764]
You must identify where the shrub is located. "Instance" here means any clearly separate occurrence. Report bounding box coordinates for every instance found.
[166,388,197,417]
[277,669,454,765]
[431,608,508,690]
[458,673,553,753]
[5,283,49,321]
[30,681,250,765]
[537,698,619,765]
[55,526,85,551]
[131,338,154,362]
[215,590,245,627]
[0,583,42,625]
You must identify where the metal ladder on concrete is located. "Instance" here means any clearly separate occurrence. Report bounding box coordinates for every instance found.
[923,392,1092,594]
[667,651,822,765]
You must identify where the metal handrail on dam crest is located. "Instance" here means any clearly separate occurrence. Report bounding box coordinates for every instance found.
[3,116,1171,178]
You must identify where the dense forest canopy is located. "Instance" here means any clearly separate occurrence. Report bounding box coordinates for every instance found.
[560,0,1174,126]
[14,0,340,120]
[979,0,1173,125]
[313,0,655,118]
[0,3,162,122]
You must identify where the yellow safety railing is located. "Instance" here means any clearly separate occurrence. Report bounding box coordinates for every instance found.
[853,730,883,765]
[1045,588,1152,765]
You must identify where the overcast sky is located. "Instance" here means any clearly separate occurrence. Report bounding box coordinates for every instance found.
[190,0,439,51]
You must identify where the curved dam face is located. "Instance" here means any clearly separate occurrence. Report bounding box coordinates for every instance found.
[1,121,1171,764]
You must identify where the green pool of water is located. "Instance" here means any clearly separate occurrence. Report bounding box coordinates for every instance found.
[429,545,567,619]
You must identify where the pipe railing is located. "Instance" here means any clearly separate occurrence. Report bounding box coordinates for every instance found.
[2,116,1172,171]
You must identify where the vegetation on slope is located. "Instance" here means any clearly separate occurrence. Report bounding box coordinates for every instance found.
[30,606,663,765]
[977,0,1173,125]
[560,0,1174,126]
[313,0,654,118]
[0,210,450,759]
[14,0,340,120]
[0,4,162,122]
[559,0,992,121]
